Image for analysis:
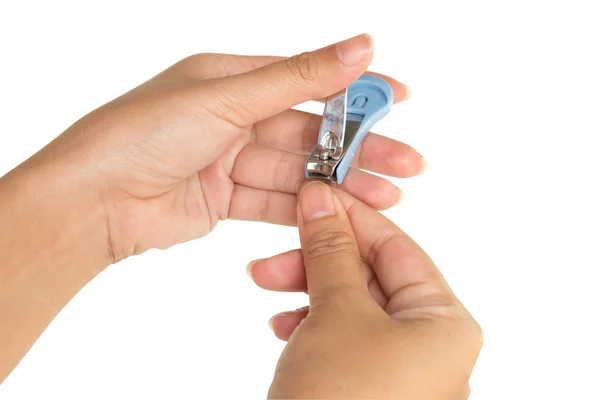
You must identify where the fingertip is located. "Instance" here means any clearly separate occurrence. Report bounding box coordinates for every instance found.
[391,81,411,103]
[268,315,274,330]
[417,156,428,175]
[393,187,404,207]
[247,251,307,292]
[269,307,309,341]
[389,148,426,177]
[335,33,374,67]
[377,184,403,210]
[363,72,410,103]
[246,259,260,280]
[341,169,402,210]
[404,84,412,100]
[299,181,335,222]
[246,258,267,289]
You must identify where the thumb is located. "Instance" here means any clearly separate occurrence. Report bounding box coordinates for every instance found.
[297,181,368,304]
[202,34,373,126]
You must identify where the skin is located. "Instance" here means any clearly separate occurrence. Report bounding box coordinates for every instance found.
[0,33,481,397]
[251,182,482,399]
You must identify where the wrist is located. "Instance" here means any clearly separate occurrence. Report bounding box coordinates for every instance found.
[0,154,111,290]
[0,154,112,381]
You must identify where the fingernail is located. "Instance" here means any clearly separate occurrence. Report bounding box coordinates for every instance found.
[268,316,275,330]
[418,157,428,175]
[394,188,404,206]
[336,34,373,67]
[404,84,412,100]
[272,306,310,322]
[299,181,335,221]
[246,259,261,280]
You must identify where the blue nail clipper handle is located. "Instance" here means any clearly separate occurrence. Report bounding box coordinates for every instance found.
[305,74,394,184]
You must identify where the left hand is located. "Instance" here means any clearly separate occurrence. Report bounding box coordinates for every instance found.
[20,34,421,262]
[0,34,424,383]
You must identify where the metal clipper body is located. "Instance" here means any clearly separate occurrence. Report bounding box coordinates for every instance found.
[305,74,394,184]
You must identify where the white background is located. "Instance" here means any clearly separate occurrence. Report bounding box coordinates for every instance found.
[1,1,599,399]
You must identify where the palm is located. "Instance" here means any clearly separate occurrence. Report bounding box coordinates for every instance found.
[97,54,421,261]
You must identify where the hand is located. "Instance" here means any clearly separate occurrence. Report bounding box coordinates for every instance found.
[28,33,422,263]
[0,33,423,382]
[248,182,482,399]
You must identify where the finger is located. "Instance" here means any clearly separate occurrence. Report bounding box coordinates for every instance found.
[247,249,388,307]
[242,186,456,313]
[240,186,457,313]
[455,384,471,400]
[297,181,369,304]
[268,307,309,341]
[365,72,411,103]
[335,168,402,209]
[231,145,402,209]
[334,189,457,314]
[255,109,425,178]
[307,72,409,104]
[172,55,409,100]
[227,184,296,226]
[247,250,306,292]
[264,267,391,342]
[367,273,390,308]
[268,283,390,340]
[200,34,374,127]
[170,54,284,80]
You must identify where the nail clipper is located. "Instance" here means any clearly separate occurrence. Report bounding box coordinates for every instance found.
[305,74,394,184]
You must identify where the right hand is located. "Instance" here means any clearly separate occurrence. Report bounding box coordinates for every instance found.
[249,181,482,399]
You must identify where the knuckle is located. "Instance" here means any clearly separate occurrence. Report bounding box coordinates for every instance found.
[305,229,357,261]
[285,52,320,84]
[272,150,294,192]
[200,84,251,127]
[257,189,270,222]
[167,53,216,80]
[174,53,210,71]
[172,53,234,80]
